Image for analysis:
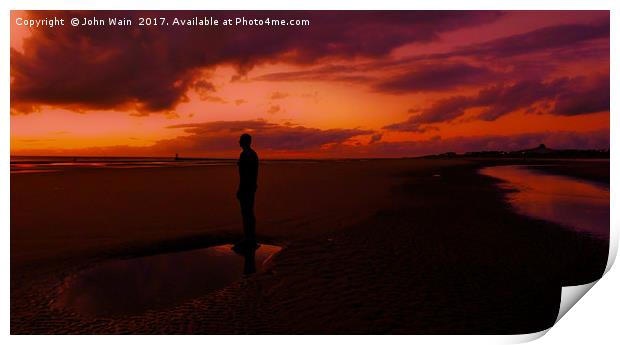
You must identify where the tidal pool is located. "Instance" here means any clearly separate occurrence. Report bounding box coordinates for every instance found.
[52,244,281,317]
[480,165,609,240]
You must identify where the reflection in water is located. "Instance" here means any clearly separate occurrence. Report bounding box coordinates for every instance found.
[10,169,60,174]
[480,165,609,240]
[52,244,281,317]
[232,242,260,275]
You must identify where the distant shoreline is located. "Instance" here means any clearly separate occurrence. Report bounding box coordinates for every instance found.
[9,153,612,164]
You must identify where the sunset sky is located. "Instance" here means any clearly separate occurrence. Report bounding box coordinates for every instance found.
[10,10,610,158]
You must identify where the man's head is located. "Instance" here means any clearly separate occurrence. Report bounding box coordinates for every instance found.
[239,133,252,149]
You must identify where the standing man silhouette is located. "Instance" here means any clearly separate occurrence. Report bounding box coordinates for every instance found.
[236,133,259,248]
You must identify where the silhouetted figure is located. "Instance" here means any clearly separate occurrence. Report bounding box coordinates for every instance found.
[242,248,257,275]
[236,133,259,245]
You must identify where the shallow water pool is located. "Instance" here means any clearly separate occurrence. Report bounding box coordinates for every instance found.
[52,244,281,317]
[480,165,609,240]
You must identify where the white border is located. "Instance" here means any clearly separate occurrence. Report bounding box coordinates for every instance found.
[2,1,617,344]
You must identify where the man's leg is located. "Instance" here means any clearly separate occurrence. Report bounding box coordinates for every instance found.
[240,192,256,241]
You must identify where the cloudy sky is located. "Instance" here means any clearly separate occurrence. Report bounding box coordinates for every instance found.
[10,10,609,158]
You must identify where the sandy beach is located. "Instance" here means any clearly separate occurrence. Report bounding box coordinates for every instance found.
[11,158,609,334]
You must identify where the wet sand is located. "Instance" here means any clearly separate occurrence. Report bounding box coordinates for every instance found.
[11,158,608,334]
[471,158,610,185]
[480,165,609,240]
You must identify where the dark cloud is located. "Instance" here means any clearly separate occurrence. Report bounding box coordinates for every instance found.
[369,133,383,144]
[256,20,608,94]
[193,80,216,93]
[373,63,503,93]
[553,76,610,115]
[475,79,565,120]
[255,64,372,83]
[267,105,281,114]
[332,129,609,157]
[14,126,607,158]
[399,20,610,66]
[454,21,610,60]
[383,95,471,132]
[159,120,607,158]
[370,19,607,72]
[384,75,609,132]
[159,119,373,152]
[366,20,609,96]
[11,10,503,114]
[192,80,217,99]
[270,91,289,100]
[256,60,504,89]
[192,79,228,103]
